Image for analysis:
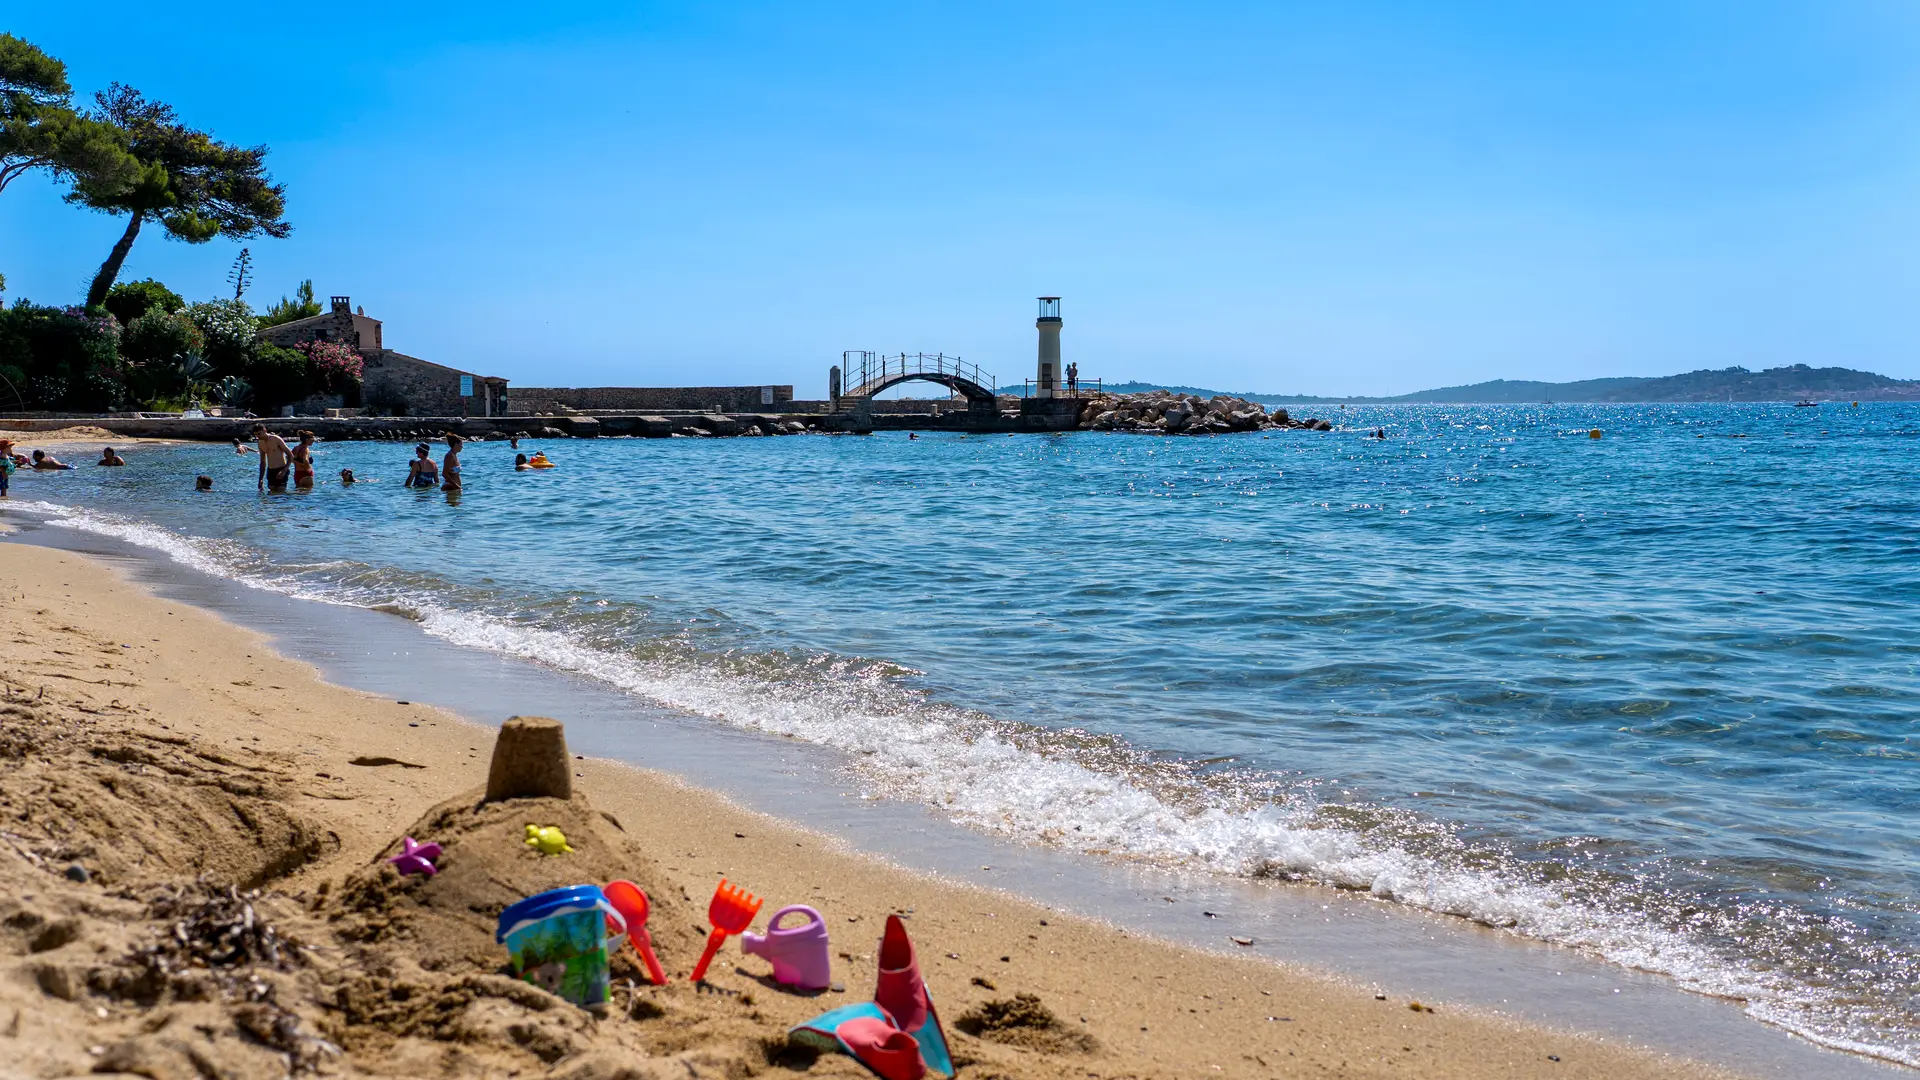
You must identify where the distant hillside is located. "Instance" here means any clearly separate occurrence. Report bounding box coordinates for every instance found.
[1018,365,1920,404]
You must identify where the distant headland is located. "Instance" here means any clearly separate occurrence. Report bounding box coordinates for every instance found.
[1028,364,1920,404]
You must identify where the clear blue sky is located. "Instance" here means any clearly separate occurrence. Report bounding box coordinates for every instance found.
[6,2,1918,396]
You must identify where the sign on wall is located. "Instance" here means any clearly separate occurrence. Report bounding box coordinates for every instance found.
[762,385,774,405]
[460,375,474,397]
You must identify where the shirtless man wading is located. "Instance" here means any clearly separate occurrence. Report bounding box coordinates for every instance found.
[252,424,292,491]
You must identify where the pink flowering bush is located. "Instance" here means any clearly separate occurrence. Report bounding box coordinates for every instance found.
[298,339,364,391]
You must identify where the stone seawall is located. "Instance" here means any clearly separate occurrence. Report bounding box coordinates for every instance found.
[0,414,853,443]
[510,385,794,414]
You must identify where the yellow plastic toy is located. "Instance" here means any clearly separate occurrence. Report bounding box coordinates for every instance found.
[525,824,573,855]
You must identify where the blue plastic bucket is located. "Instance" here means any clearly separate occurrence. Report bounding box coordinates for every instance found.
[496,885,626,1006]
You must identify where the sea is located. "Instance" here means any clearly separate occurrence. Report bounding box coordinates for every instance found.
[6,403,1917,1070]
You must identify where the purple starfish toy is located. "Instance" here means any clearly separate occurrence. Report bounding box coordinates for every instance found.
[388,836,442,877]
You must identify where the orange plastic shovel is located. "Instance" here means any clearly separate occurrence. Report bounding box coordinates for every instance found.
[689,878,762,982]
[604,880,667,986]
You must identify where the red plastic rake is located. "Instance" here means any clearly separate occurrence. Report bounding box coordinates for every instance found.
[689,878,763,982]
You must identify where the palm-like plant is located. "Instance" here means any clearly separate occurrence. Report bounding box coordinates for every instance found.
[215,374,251,409]
[176,351,214,406]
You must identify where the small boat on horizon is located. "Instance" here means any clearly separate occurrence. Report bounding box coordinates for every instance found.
[1794,399,1820,408]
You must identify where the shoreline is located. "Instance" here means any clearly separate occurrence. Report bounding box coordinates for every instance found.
[0,539,1776,1079]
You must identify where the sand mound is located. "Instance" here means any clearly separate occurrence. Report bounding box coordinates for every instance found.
[0,683,792,1078]
[321,789,703,979]
[0,697,329,889]
[957,992,1099,1054]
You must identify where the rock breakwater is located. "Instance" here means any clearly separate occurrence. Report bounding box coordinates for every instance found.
[1074,391,1332,434]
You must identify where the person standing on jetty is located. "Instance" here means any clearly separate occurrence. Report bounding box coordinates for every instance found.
[441,434,464,492]
[252,424,292,491]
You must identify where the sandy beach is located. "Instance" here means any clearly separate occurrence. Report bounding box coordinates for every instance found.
[0,541,1740,1079]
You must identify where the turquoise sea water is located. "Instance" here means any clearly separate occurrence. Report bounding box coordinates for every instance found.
[9,403,1918,1066]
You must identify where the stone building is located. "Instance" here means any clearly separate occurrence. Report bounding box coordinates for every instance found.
[257,296,508,417]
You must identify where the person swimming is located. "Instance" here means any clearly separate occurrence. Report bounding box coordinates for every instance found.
[339,468,356,485]
[405,443,439,488]
[97,447,126,466]
[526,451,554,469]
[514,454,531,471]
[30,450,73,471]
[195,475,214,492]
[232,437,255,454]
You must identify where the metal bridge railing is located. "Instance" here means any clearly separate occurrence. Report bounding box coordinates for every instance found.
[1016,377,1101,398]
[841,351,996,400]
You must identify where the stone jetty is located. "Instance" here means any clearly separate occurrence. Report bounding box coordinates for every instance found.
[0,392,1337,441]
[1073,390,1333,433]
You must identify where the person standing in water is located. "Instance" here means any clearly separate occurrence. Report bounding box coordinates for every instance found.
[252,424,291,491]
[97,447,126,466]
[405,443,438,488]
[441,434,464,492]
[0,439,13,498]
[291,431,316,489]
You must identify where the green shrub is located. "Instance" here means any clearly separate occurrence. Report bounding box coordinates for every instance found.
[103,279,185,327]
[243,342,312,413]
[0,303,123,410]
[120,308,204,364]
[184,299,259,373]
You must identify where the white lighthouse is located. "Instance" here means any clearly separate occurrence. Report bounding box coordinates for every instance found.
[1034,296,1062,399]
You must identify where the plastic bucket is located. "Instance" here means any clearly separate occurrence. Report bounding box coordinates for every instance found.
[496,885,627,1006]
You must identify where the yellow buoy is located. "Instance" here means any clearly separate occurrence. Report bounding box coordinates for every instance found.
[1589,429,1603,439]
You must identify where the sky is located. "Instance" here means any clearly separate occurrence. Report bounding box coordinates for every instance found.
[5,2,1918,397]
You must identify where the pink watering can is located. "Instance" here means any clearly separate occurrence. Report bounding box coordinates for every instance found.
[741,905,832,990]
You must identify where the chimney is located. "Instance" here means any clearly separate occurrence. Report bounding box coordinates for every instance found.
[331,295,350,314]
